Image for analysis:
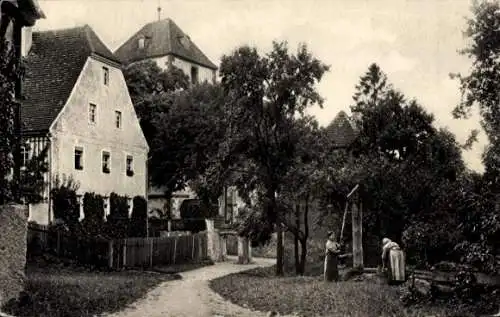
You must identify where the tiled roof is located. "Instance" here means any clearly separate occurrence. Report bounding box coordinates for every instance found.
[114,18,217,70]
[21,25,120,134]
[325,111,358,148]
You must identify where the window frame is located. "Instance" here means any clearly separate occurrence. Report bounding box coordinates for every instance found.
[102,150,111,174]
[89,103,97,124]
[115,110,122,129]
[126,155,134,177]
[138,37,145,49]
[103,66,109,86]
[74,146,84,170]
[20,145,29,169]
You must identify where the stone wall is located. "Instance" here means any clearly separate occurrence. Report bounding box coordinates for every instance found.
[205,219,223,262]
[0,204,28,307]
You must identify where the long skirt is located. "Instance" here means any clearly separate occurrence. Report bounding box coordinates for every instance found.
[386,249,405,284]
[324,253,339,282]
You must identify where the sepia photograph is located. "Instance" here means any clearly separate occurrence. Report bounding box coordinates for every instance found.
[0,0,499,316]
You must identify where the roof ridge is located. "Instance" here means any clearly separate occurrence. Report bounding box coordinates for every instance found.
[82,25,95,53]
[113,17,217,69]
[34,24,88,34]
[113,22,150,54]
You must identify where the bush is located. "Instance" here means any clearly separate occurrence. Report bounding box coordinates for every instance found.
[179,199,208,233]
[50,175,80,228]
[236,205,273,247]
[81,192,105,236]
[106,193,129,238]
[129,196,147,237]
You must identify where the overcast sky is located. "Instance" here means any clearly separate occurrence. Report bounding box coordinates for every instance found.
[34,0,485,171]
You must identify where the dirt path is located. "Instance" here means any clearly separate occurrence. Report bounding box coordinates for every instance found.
[103,257,280,317]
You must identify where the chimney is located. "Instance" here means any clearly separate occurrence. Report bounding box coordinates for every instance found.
[21,26,32,57]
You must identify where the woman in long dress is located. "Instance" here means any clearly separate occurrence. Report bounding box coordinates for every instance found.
[381,237,406,285]
[324,231,341,282]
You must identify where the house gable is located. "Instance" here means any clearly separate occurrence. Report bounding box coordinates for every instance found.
[49,55,148,197]
[21,24,121,135]
[50,56,148,152]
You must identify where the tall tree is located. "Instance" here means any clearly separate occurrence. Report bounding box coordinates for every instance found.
[122,60,190,144]
[123,60,217,212]
[452,1,500,185]
[219,42,329,275]
[351,63,391,122]
[0,40,21,203]
[450,0,500,272]
[150,83,227,207]
[338,64,467,264]
[278,115,327,274]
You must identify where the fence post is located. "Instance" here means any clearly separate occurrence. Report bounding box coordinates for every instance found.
[108,240,114,269]
[192,234,195,260]
[149,238,153,268]
[198,234,203,260]
[56,230,61,256]
[173,236,177,264]
[123,239,127,268]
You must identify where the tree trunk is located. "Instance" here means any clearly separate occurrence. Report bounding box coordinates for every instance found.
[294,203,300,274]
[276,228,284,276]
[300,195,310,275]
[299,238,307,275]
[271,190,284,276]
[352,199,364,272]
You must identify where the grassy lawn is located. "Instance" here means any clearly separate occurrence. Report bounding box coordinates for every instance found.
[2,259,213,317]
[210,266,480,317]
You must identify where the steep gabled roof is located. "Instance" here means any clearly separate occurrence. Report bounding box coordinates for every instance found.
[22,25,120,134]
[114,18,217,70]
[325,111,358,148]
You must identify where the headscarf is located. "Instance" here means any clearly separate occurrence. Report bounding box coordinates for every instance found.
[382,238,400,251]
[382,238,391,247]
[327,231,336,241]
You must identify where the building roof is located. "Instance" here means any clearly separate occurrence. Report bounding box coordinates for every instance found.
[114,18,217,70]
[325,111,358,148]
[21,25,120,134]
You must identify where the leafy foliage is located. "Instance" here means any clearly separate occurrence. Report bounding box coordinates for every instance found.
[16,144,49,204]
[123,60,189,145]
[150,83,227,198]
[0,40,21,203]
[218,41,329,275]
[318,64,467,267]
[107,193,130,239]
[450,0,500,274]
[236,202,275,247]
[129,195,147,237]
[81,192,105,236]
[179,199,210,233]
[50,175,80,228]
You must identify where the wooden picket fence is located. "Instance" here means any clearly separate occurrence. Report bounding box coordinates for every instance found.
[27,222,49,247]
[109,233,208,269]
[27,223,209,270]
[27,223,111,267]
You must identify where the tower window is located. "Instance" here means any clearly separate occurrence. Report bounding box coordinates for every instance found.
[138,37,145,49]
[103,67,109,85]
